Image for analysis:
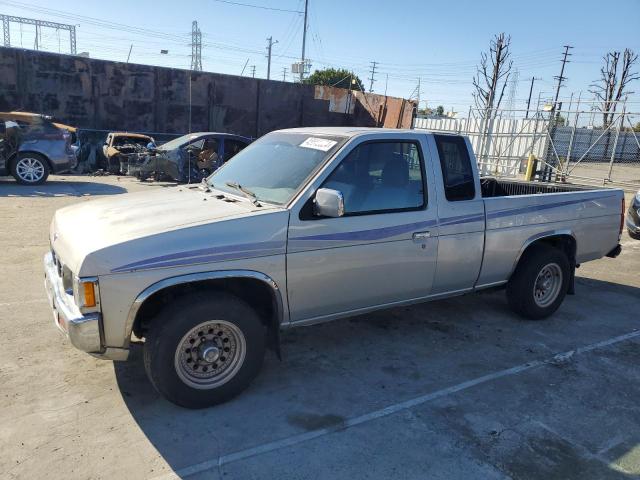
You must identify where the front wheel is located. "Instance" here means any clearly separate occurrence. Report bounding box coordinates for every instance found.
[506,245,570,320]
[143,292,267,408]
[628,228,640,240]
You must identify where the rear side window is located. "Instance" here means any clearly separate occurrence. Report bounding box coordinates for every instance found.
[434,135,475,201]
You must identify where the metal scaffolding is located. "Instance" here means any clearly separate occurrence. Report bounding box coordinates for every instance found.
[1,14,77,54]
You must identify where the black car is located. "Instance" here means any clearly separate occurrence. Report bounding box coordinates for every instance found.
[627,190,640,240]
[136,132,251,183]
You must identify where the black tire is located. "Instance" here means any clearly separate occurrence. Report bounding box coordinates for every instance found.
[506,244,570,320]
[11,152,50,185]
[143,291,266,408]
[628,228,640,241]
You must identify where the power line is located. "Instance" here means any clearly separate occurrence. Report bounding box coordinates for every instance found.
[210,0,303,14]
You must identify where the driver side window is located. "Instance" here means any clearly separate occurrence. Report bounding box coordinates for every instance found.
[322,141,426,215]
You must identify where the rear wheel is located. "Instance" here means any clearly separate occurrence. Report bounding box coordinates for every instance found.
[11,153,50,185]
[143,292,266,408]
[628,228,640,240]
[506,245,570,320]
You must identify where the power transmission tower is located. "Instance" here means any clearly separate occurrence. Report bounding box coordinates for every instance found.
[299,0,309,82]
[1,14,76,53]
[190,20,202,71]
[265,36,278,80]
[553,45,573,110]
[368,61,378,93]
[505,67,519,114]
[250,65,256,78]
[282,67,287,82]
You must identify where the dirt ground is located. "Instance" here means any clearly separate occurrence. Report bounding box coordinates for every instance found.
[1,174,639,480]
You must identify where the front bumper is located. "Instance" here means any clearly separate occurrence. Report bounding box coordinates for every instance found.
[44,252,103,353]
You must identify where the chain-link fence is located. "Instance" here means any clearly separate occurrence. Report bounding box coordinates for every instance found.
[414,102,640,190]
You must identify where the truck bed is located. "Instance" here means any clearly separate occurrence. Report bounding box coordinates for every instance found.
[480,177,592,198]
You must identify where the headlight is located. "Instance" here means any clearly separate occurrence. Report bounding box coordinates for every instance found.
[73,276,100,311]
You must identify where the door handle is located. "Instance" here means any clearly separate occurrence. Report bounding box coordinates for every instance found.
[412,231,431,241]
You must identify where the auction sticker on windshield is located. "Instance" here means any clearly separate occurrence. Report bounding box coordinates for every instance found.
[299,137,337,151]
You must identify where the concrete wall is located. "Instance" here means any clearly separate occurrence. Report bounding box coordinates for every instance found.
[0,47,414,137]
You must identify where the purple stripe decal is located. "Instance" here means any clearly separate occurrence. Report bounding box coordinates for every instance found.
[111,241,285,273]
[486,194,617,220]
[290,220,437,242]
[439,213,485,226]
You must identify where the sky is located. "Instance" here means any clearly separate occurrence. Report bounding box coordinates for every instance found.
[1,0,639,115]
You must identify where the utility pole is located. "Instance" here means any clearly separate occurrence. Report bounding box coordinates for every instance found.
[126,44,133,63]
[282,67,287,82]
[300,0,309,82]
[368,60,378,93]
[250,65,256,78]
[553,45,573,110]
[240,58,249,76]
[190,20,202,71]
[266,36,278,80]
[416,77,421,110]
[525,77,539,119]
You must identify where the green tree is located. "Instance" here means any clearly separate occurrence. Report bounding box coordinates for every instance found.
[304,68,364,91]
[435,105,445,116]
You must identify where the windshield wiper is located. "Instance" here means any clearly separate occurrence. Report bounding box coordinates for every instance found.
[225,181,262,207]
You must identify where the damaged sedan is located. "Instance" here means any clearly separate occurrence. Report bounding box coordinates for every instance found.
[137,132,251,183]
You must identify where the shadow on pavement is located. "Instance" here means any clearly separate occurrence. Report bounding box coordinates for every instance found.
[114,278,640,479]
[0,178,128,197]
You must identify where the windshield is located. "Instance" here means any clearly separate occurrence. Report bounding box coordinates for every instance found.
[158,133,202,151]
[208,132,346,205]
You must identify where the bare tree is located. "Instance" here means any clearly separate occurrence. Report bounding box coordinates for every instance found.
[590,48,639,127]
[472,33,513,117]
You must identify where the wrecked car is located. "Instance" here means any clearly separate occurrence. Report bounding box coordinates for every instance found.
[0,112,76,185]
[137,132,250,183]
[102,132,155,174]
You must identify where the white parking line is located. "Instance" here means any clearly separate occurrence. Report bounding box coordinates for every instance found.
[155,329,640,479]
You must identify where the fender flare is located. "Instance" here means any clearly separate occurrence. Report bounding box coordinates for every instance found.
[509,229,577,278]
[123,270,285,349]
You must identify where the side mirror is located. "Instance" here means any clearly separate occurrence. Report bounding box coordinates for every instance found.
[314,188,344,218]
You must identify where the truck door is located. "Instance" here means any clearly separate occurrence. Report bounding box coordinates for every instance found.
[287,136,439,324]
[429,134,485,295]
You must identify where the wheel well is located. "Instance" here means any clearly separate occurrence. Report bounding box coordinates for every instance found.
[132,277,279,340]
[516,234,576,271]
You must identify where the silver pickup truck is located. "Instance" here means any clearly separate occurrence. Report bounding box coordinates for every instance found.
[44,127,625,408]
